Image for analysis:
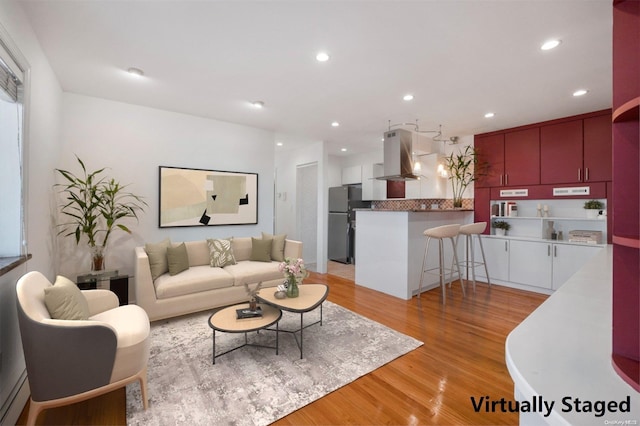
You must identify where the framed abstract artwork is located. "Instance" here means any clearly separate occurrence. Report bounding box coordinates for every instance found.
[159,166,258,227]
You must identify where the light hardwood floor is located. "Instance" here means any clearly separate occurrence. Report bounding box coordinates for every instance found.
[18,272,547,425]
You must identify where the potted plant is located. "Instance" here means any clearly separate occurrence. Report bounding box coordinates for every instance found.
[583,199,604,218]
[56,156,147,271]
[444,145,480,208]
[244,282,262,311]
[492,220,511,236]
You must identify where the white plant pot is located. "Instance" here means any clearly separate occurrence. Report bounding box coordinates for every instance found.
[495,229,506,236]
[586,209,599,219]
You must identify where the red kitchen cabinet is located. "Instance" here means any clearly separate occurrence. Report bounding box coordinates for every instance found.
[540,120,583,184]
[474,134,504,188]
[583,114,612,182]
[504,127,540,186]
[475,128,539,187]
[540,114,612,185]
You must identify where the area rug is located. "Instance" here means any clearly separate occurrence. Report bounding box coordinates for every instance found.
[126,301,422,425]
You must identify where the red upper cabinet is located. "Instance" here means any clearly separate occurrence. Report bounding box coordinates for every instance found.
[540,114,612,185]
[583,114,612,182]
[540,120,583,184]
[504,127,540,186]
[475,133,504,188]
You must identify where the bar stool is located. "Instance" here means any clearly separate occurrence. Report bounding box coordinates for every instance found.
[418,224,464,305]
[458,222,491,292]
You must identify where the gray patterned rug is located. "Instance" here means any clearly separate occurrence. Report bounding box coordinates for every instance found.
[126,301,423,425]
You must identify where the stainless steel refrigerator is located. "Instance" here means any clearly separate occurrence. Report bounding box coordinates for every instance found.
[328,186,370,264]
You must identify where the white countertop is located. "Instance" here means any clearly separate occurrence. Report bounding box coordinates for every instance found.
[506,246,640,424]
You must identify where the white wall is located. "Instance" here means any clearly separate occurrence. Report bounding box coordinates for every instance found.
[0,0,63,423]
[440,135,475,200]
[57,93,276,279]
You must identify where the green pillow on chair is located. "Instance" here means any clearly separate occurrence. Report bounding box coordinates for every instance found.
[44,275,90,320]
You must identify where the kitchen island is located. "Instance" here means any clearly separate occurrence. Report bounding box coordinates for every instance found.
[354,209,473,299]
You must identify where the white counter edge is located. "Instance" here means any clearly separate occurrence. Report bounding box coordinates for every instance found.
[505,245,640,425]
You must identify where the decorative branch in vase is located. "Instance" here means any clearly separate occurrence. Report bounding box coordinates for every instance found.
[55,156,147,272]
[444,145,481,208]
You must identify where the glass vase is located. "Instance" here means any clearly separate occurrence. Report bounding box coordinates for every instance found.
[453,197,463,208]
[286,276,299,298]
[90,245,105,272]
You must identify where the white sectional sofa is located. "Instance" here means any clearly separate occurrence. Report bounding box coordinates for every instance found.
[134,236,302,321]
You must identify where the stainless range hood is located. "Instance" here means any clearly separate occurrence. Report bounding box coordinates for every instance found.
[377,128,434,181]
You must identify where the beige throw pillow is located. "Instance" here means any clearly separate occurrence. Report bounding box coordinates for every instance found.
[167,243,190,276]
[262,232,287,261]
[207,238,236,267]
[250,237,272,262]
[44,275,90,320]
[145,238,172,281]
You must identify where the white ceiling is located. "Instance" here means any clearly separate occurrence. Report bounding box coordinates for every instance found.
[19,0,612,156]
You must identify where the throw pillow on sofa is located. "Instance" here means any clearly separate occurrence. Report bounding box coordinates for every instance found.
[207,238,236,267]
[167,242,190,276]
[145,238,172,281]
[44,275,90,320]
[250,237,272,262]
[262,232,287,261]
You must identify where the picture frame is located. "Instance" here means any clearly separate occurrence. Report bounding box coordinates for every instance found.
[159,166,258,227]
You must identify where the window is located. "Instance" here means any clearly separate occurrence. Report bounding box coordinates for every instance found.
[0,33,27,261]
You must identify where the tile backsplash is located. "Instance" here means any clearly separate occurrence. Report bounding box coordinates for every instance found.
[371,198,473,210]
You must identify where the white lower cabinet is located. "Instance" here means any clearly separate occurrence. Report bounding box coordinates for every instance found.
[473,236,509,282]
[551,243,602,290]
[509,240,552,289]
[472,237,603,293]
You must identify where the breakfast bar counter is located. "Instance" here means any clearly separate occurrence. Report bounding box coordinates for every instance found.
[354,209,473,299]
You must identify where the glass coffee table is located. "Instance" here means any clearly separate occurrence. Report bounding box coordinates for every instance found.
[208,303,282,364]
[257,283,329,359]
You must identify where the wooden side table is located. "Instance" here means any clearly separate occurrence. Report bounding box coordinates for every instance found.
[77,271,129,306]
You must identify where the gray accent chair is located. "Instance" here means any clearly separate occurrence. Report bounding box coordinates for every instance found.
[16,271,150,425]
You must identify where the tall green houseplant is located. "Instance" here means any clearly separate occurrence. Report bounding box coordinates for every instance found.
[56,156,147,271]
[444,145,479,208]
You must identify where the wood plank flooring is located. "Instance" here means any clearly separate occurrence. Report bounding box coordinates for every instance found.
[17,271,547,425]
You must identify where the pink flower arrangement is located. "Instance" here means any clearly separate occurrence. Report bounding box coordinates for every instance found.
[279,257,308,281]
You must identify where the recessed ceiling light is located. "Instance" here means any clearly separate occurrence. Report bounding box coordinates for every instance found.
[341,148,347,152]
[251,100,265,108]
[573,89,588,97]
[403,94,414,101]
[276,142,283,146]
[541,39,561,51]
[316,52,330,62]
[331,121,340,127]
[127,67,144,77]
[484,112,495,118]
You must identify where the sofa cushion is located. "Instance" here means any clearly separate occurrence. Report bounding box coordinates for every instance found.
[231,237,252,262]
[145,238,172,281]
[250,237,272,262]
[154,266,235,299]
[184,240,210,267]
[223,260,284,287]
[44,275,90,320]
[207,238,236,267]
[262,232,287,261]
[167,243,190,276]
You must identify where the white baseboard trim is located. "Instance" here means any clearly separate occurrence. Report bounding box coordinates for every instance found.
[0,374,29,426]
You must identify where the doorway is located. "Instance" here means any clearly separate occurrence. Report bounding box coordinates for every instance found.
[296,163,318,271]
